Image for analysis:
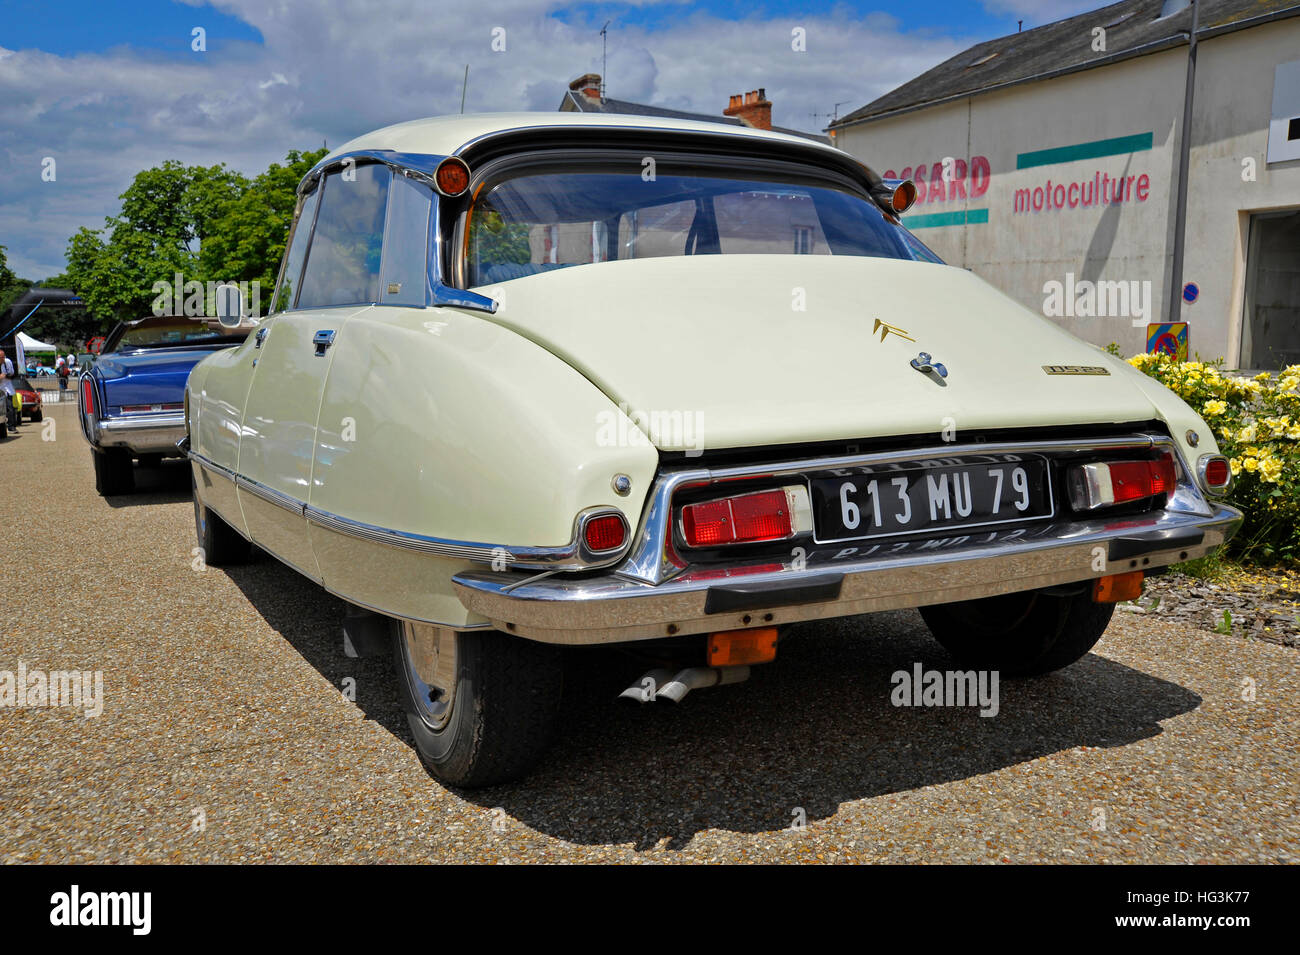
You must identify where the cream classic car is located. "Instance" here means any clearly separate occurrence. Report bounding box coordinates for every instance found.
[185,112,1241,786]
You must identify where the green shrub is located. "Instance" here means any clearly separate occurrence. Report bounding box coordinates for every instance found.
[1128,353,1300,563]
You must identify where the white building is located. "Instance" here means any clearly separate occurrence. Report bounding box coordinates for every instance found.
[830,0,1300,369]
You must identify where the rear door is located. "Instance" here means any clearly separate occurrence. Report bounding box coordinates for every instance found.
[237,162,393,579]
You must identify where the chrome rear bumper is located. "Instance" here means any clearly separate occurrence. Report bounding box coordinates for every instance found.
[453,431,1241,644]
[453,502,1240,644]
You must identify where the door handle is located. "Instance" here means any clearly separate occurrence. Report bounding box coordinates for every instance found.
[312,329,336,357]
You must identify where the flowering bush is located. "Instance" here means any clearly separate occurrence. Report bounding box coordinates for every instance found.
[1126,353,1300,562]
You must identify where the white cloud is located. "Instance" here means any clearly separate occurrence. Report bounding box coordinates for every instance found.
[0,0,970,279]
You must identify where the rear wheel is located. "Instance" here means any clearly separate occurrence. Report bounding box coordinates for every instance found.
[92,447,134,496]
[394,621,563,787]
[192,475,251,565]
[920,587,1115,677]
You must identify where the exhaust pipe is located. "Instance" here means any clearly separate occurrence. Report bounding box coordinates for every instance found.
[619,668,674,703]
[656,666,750,703]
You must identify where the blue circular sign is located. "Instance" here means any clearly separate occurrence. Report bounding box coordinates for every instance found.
[1182,282,1199,304]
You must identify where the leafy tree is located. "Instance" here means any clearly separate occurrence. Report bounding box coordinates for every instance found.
[62,150,324,322]
[64,160,250,322]
[0,245,14,291]
[200,148,327,304]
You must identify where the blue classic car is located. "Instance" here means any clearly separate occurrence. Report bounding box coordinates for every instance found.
[79,316,252,495]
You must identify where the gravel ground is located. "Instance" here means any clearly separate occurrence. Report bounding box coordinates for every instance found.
[1,403,1296,863]
[1136,568,1300,649]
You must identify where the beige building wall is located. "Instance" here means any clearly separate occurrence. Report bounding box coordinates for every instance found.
[836,16,1300,365]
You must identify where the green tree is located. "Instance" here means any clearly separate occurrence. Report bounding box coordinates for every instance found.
[64,160,250,322]
[200,148,327,300]
[0,245,14,291]
[63,150,324,322]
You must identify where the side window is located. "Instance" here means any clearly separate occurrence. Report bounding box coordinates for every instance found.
[380,174,432,306]
[271,187,320,313]
[297,163,391,308]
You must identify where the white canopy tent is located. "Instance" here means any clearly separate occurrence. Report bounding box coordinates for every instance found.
[13,331,60,370]
[17,331,57,351]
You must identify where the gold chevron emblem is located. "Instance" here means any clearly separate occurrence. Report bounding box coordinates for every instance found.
[873,319,916,343]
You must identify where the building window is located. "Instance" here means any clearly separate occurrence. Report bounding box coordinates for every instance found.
[793,226,814,254]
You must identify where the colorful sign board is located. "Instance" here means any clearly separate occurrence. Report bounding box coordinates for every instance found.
[1147,323,1189,360]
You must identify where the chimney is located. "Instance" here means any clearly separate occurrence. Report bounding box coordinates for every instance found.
[569,73,602,102]
[723,88,772,130]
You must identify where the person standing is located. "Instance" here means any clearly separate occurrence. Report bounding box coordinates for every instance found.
[0,348,18,431]
[57,358,70,391]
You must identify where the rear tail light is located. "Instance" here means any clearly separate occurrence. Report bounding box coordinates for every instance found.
[1199,455,1232,494]
[80,377,95,415]
[680,486,809,548]
[1068,453,1176,511]
[582,513,627,553]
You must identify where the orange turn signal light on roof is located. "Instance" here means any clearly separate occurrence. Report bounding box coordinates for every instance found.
[1093,571,1143,603]
[435,157,470,197]
[890,179,917,213]
[707,628,778,666]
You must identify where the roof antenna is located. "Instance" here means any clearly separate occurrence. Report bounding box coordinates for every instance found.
[600,20,610,101]
[460,64,469,113]
[1018,19,1023,31]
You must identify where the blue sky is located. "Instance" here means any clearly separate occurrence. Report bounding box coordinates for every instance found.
[2,1,1081,55]
[0,0,1102,278]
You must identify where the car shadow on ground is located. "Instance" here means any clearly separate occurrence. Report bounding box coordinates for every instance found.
[105,459,192,507]
[224,559,1202,852]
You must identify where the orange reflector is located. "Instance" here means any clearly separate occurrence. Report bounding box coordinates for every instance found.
[1093,571,1143,603]
[435,157,470,196]
[707,628,778,666]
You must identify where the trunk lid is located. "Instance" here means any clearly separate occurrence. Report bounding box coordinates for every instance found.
[472,255,1155,452]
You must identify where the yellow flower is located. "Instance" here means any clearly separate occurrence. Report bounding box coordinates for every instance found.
[1229,457,1243,476]
[1202,399,1227,416]
[1243,457,1259,472]
[1260,458,1283,483]
[1255,372,1272,383]
[1238,423,1258,443]
[1288,425,1300,440]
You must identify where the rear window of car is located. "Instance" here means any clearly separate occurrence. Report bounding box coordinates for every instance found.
[297,163,390,308]
[112,322,234,350]
[464,163,933,287]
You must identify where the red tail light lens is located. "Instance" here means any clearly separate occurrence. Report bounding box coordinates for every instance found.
[1068,453,1176,511]
[80,377,94,415]
[681,490,792,547]
[1107,455,1176,504]
[583,514,627,552]
[1202,456,1231,491]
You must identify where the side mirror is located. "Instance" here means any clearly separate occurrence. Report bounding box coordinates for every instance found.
[871,178,918,216]
[214,283,246,328]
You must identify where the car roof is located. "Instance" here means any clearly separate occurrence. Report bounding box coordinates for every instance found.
[323,111,850,167]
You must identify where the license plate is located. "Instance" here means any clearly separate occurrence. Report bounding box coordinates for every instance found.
[810,455,1054,543]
